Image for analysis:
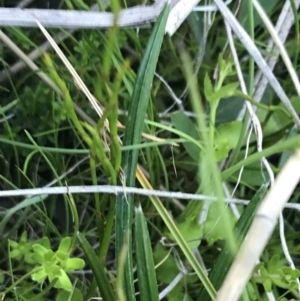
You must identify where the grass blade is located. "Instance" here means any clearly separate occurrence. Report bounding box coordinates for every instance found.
[135,204,159,301]
[115,3,170,301]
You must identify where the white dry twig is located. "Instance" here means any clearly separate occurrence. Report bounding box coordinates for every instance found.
[0,0,200,35]
[0,185,300,211]
[0,1,167,29]
[165,0,200,36]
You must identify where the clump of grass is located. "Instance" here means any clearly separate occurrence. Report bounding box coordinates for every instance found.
[1,1,300,301]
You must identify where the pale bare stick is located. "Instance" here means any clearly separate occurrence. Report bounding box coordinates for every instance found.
[165,0,200,36]
[0,2,166,28]
[1,185,300,212]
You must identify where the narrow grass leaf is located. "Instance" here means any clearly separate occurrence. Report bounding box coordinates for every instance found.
[135,205,159,301]
[115,3,170,301]
[76,232,116,301]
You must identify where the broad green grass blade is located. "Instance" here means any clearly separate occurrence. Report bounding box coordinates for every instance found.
[197,184,269,301]
[135,205,159,301]
[115,3,170,301]
[77,232,116,301]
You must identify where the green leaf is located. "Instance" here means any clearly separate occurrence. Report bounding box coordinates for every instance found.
[44,249,55,261]
[10,249,20,258]
[246,282,257,301]
[20,231,28,243]
[282,268,300,279]
[178,219,203,249]
[262,278,272,293]
[214,121,242,161]
[204,73,214,103]
[218,57,235,80]
[153,243,178,284]
[31,253,44,262]
[77,232,116,301]
[65,258,85,271]
[203,202,236,245]
[115,3,171,301]
[218,55,226,74]
[215,121,242,149]
[260,265,269,278]
[39,236,51,249]
[44,262,56,274]
[211,82,239,104]
[31,268,47,282]
[56,269,72,291]
[56,250,68,261]
[32,244,49,256]
[267,254,280,273]
[58,237,71,253]
[135,205,159,301]
[9,240,19,248]
[171,111,201,161]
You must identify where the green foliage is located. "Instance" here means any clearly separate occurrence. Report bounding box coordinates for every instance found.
[9,231,36,264]
[254,255,300,293]
[9,233,84,293]
[1,1,300,301]
[172,57,242,165]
